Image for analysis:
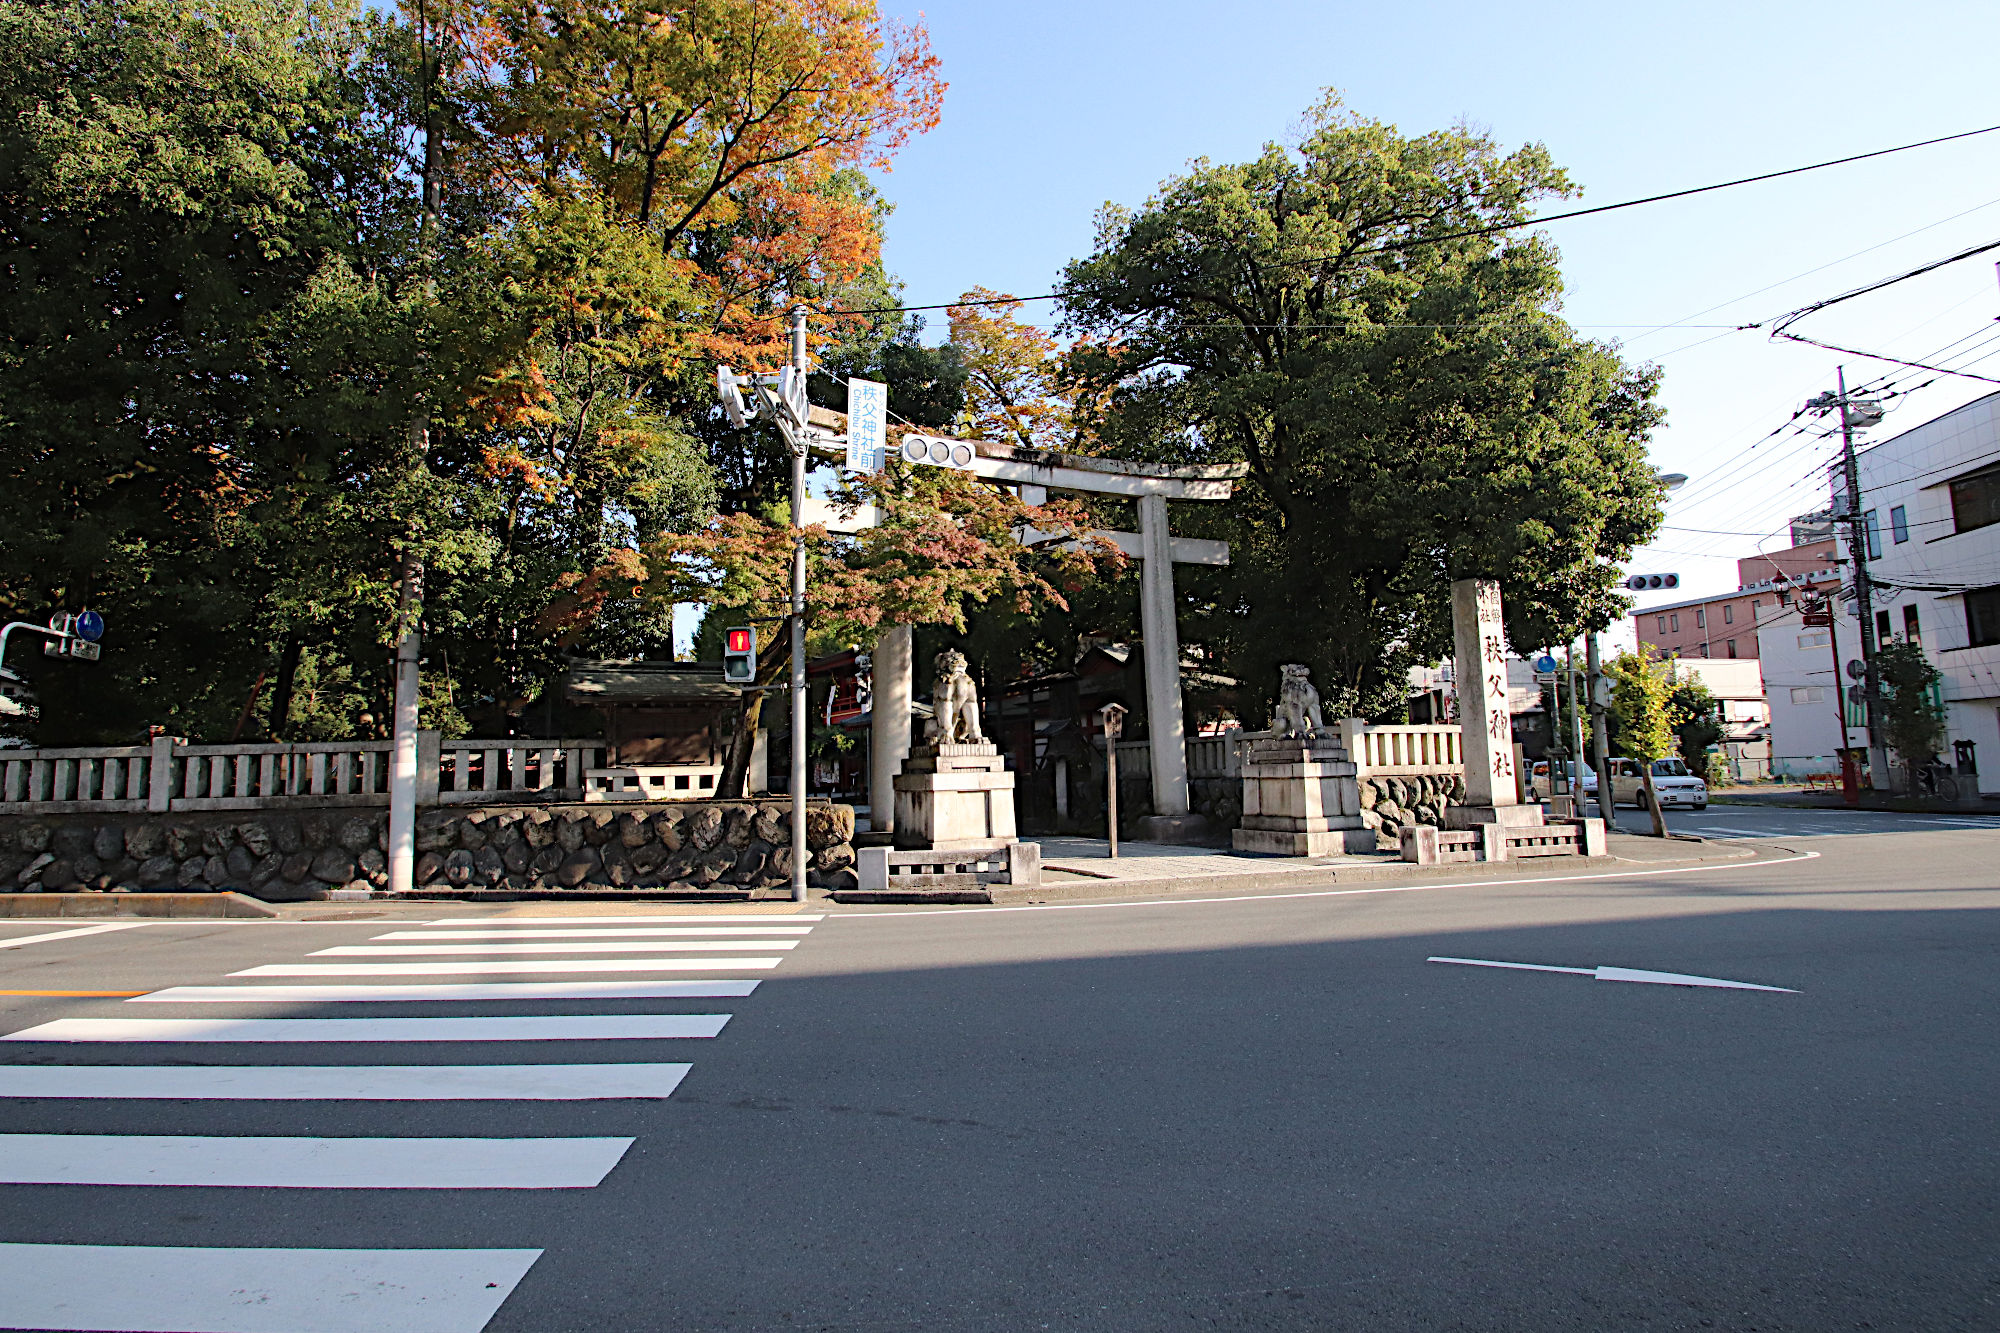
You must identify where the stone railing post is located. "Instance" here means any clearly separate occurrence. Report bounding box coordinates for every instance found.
[415,730,442,807]
[146,735,182,813]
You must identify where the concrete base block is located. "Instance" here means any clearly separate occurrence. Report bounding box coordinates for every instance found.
[1136,813,1210,845]
[1576,817,1608,857]
[1445,803,1546,831]
[1480,823,1508,862]
[1006,841,1041,886]
[1232,826,1372,856]
[1399,825,1440,865]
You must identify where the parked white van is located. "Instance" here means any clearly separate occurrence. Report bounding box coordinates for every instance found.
[1606,756,1708,810]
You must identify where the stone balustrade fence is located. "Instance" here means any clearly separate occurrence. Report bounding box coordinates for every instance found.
[0,733,607,816]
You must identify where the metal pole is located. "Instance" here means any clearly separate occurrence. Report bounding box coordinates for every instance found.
[387,554,422,894]
[1586,633,1611,824]
[1824,589,1859,805]
[788,305,810,903]
[1837,367,1888,786]
[1566,643,1587,807]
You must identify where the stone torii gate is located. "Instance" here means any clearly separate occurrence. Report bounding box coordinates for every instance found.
[870,436,1246,844]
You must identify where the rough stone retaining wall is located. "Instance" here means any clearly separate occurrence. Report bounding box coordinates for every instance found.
[1356,774,1466,847]
[0,801,857,900]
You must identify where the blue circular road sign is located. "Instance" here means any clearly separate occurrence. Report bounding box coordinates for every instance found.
[1533,654,1558,674]
[74,610,104,642]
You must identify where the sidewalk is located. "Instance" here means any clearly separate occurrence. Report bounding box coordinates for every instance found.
[986,829,1757,906]
[1710,785,1999,816]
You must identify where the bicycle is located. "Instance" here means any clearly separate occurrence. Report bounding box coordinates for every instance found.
[1913,761,1961,803]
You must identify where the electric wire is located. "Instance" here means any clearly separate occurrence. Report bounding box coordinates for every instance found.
[820,125,2000,317]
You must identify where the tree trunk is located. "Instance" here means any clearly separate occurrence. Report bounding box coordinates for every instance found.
[717,692,764,799]
[1641,768,1668,838]
[266,636,303,740]
[716,629,791,799]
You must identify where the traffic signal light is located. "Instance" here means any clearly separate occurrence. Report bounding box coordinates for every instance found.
[1624,573,1680,591]
[723,627,756,684]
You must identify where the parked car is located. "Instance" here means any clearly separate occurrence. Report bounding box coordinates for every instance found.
[1606,756,1708,810]
[1526,760,1597,801]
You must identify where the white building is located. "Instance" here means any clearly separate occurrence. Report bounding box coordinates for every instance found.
[1665,657,1772,780]
[1756,587,1862,778]
[1791,389,2000,789]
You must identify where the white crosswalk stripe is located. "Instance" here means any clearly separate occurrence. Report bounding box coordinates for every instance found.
[0,1134,633,1188]
[313,938,801,955]
[0,1243,542,1333]
[0,1062,691,1100]
[135,980,760,1002]
[376,925,814,939]
[4,1013,730,1042]
[0,907,821,1331]
[235,955,786,976]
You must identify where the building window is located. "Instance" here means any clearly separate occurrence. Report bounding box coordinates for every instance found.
[1778,590,1791,606]
[1799,631,1830,649]
[1723,604,1734,625]
[1891,505,1909,544]
[1903,604,1920,644]
[1967,587,2000,648]
[1697,642,1708,656]
[1656,615,1666,634]
[1695,608,1705,629]
[1864,509,1881,560]
[1669,613,1679,632]
[1791,686,1825,704]
[1876,609,1892,644]
[1752,599,1762,617]
[1949,467,2000,535]
[1726,639,1738,658]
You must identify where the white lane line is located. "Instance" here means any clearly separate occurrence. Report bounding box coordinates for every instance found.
[1689,826,1786,838]
[134,980,761,1003]
[837,848,1824,917]
[0,1243,540,1333]
[0,923,151,949]
[1428,956,1797,992]
[0,1134,633,1188]
[314,939,800,956]
[233,957,784,976]
[376,926,814,939]
[423,913,824,924]
[0,1063,691,1100]
[2,1013,730,1042]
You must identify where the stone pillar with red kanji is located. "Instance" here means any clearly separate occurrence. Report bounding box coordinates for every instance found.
[1445,578,1544,830]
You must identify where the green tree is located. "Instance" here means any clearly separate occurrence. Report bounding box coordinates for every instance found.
[1059,94,1666,725]
[1667,671,1726,784]
[1606,647,1682,837]
[1875,638,1945,786]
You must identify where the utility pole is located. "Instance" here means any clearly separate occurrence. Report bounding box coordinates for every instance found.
[389,11,445,897]
[1565,641,1587,809]
[1833,367,1889,786]
[787,305,811,903]
[1585,633,1611,824]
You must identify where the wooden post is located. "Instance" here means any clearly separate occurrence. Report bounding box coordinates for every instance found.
[1100,702,1128,858]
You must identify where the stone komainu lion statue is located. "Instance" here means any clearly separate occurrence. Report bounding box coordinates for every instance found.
[1271,662,1324,738]
[929,648,985,745]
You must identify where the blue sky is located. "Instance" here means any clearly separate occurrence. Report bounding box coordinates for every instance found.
[860,0,2000,641]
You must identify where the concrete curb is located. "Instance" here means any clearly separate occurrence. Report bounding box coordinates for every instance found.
[0,892,278,919]
[828,840,1761,908]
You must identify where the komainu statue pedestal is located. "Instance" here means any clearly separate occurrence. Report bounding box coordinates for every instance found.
[1232,734,1372,857]
[893,742,1017,852]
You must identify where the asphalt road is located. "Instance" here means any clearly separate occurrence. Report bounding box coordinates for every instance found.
[0,810,1995,1332]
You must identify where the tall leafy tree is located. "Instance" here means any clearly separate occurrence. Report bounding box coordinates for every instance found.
[1060,95,1667,723]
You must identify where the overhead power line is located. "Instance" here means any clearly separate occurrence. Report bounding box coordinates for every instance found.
[822,123,2000,317]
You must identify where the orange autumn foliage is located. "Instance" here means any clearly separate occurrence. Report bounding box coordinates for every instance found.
[433,0,943,372]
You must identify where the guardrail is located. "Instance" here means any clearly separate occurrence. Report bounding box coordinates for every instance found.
[0,734,607,815]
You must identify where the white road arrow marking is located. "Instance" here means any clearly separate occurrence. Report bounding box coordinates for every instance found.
[1427,956,1797,992]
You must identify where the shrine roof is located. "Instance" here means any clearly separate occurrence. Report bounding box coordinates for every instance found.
[562,661,738,704]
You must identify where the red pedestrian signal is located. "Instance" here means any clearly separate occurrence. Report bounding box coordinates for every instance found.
[723,627,756,684]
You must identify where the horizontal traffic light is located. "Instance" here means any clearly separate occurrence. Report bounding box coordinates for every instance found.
[1625,573,1679,591]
